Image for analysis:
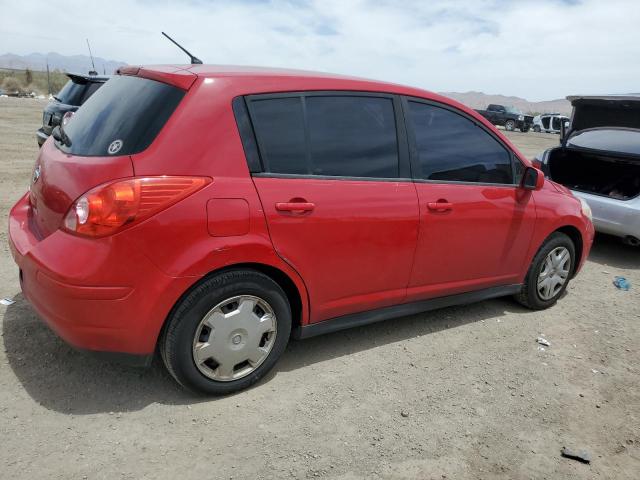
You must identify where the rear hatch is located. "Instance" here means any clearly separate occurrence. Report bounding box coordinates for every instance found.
[30,73,190,238]
[565,95,640,141]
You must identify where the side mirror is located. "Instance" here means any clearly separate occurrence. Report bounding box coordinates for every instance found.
[522,166,544,191]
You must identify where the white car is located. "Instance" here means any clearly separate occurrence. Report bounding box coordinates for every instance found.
[533,113,570,133]
[537,95,640,246]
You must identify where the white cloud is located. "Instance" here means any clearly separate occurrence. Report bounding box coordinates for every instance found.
[1,0,638,100]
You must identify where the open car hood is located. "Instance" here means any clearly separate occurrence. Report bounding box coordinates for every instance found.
[566,95,640,137]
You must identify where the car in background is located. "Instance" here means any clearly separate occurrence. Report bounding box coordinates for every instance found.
[36,72,109,147]
[533,113,570,133]
[10,65,594,394]
[475,104,533,132]
[536,95,640,246]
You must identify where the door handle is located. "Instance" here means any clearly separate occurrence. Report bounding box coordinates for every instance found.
[427,201,453,212]
[275,202,315,213]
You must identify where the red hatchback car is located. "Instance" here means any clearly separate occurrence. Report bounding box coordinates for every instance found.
[9,65,594,394]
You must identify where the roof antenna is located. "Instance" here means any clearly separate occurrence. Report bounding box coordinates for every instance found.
[86,38,98,75]
[162,32,203,64]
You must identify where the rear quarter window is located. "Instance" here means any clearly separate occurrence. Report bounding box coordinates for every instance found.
[57,75,184,157]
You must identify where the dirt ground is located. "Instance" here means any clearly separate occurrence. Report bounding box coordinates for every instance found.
[1,97,639,479]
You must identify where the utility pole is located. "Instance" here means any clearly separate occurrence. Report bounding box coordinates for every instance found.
[46,61,51,95]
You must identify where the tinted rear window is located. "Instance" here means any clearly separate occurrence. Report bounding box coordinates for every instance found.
[57,76,184,157]
[249,97,308,174]
[248,95,399,178]
[306,96,398,177]
[55,80,87,106]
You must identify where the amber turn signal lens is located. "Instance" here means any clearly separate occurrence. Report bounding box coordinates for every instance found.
[63,176,210,237]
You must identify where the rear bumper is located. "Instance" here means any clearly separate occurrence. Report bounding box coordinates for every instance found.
[572,190,640,240]
[8,193,197,357]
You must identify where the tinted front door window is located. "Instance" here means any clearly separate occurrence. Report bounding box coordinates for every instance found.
[408,101,513,184]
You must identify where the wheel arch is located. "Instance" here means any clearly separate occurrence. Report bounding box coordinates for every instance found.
[553,225,583,277]
[157,262,308,351]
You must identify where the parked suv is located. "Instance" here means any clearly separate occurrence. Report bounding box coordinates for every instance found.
[533,113,570,134]
[9,65,594,394]
[36,72,110,147]
[476,104,533,132]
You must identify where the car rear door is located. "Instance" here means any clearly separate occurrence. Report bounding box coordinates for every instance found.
[239,92,419,323]
[402,98,536,301]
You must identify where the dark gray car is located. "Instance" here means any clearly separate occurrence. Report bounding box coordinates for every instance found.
[36,73,110,147]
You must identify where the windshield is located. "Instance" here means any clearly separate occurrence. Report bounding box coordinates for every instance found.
[56,75,185,157]
[505,106,523,115]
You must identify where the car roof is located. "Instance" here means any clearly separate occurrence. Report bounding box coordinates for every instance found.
[130,64,438,98]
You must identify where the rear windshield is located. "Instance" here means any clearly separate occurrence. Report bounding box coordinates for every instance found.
[56,75,185,157]
[55,79,88,106]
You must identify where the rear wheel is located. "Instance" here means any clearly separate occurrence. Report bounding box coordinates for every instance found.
[515,232,575,310]
[505,120,516,131]
[161,270,291,394]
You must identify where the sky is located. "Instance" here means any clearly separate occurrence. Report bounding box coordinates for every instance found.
[1,0,639,101]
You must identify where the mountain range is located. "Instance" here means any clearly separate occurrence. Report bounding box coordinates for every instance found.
[439,91,571,116]
[0,52,125,75]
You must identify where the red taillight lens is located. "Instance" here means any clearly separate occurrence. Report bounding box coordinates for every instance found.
[63,176,210,237]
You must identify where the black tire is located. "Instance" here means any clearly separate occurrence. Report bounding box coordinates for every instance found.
[514,232,576,310]
[520,127,530,133]
[533,125,541,133]
[505,120,516,131]
[160,269,292,395]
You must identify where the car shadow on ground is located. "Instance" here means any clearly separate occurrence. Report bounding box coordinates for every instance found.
[3,234,635,415]
[3,293,526,415]
[588,233,640,270]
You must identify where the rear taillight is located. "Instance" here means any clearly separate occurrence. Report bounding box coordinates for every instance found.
[63,176,210,237]
[62,111,74,126]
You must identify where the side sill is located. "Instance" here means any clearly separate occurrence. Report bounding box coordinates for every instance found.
[294,284,522,340]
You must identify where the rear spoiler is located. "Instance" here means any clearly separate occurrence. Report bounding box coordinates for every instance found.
[116,65,197,90]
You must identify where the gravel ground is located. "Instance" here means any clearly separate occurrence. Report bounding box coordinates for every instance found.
[1,97,639,479]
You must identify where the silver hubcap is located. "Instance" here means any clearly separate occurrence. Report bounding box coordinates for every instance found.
[537,247,571,300]
[192,295,277,382]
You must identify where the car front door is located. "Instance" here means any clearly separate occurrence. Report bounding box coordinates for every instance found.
[242,93,419,323]
[402,98,537,302]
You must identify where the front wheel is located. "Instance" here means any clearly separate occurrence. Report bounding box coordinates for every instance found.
[161,270,292,394]
[533,125,541,133]
[505,120,516,131]
[515,232,575,310]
